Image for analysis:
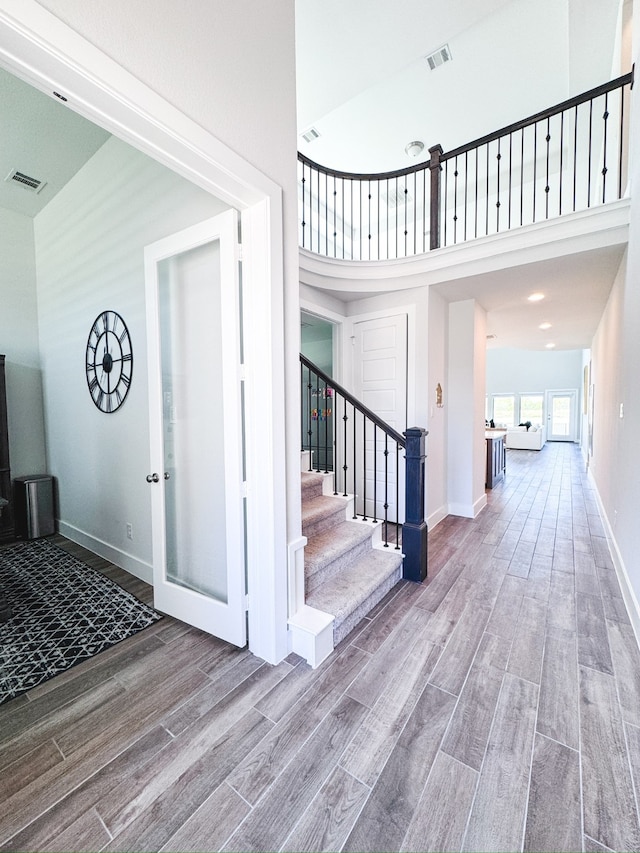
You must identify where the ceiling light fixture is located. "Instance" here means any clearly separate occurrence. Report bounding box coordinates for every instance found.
[539,322,552,330]
[546,342,556,349]
[405,140,425,158]
[528,292,545,302]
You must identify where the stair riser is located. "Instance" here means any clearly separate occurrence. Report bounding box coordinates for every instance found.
[302,505,347,538]
[305,536,375,593]
[301,480,324,502]
[333,565,402,645]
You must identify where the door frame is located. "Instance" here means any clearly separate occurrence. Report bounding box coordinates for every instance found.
[545,389,579,442]
[0,3,289,664]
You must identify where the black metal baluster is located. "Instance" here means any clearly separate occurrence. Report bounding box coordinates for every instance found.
[342,397,348,497]
[317,166,321,254]
[341,177,345,259]
[485,143,490,235]
[422,168,427,254]
[373,427,378,523]
[352,401,357,518]
[559,111,565,215]
[520,127,525,226]
[413,171,417,255]
[443,160,448,247]
[383,433,389,547]
[545,116,551,220]
[367,179,372,260]
[602,91,609,203]
[587,99,593,207]
[300,361,305,452]
[508,132,513,229]
[395,176,399,259]
[333,393,339,495]
[315,370,320,472]
[496,138,501,232]
[333,175,337,258]
[453,156,459,244]
[307,369,313,472]
[475,146,479,238]
[324,171,328,256]
[464,151,469,241]
[324,379,329,474]
[532,122,538,222]
[362,413,368,521]
[350,179,354,258]
[395,444,401,550]
[618,84,626,199]
[404,177,408,257]
[573,104,579,211]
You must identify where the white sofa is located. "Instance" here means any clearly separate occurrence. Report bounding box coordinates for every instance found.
[505,425,546,450]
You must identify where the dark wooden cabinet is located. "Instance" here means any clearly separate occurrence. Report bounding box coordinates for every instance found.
[486,431,506,489]
[0,355,14,541]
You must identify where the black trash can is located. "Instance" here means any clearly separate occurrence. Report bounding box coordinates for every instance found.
[13,475,55,539]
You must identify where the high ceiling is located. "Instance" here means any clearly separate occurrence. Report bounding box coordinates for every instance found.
[0,2,629,354]
[295,0,628,352]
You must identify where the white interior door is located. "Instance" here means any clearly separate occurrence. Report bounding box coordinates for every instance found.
[546,390,578,442]
[351,314,408,522]
[144,212,246,647]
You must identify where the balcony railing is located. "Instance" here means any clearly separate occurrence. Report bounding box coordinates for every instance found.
[298,71,633,261]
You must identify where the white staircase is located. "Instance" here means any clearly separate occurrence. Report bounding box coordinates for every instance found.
[301,470,403,645]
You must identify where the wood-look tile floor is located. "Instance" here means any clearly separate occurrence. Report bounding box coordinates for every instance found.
[2,442,640,852]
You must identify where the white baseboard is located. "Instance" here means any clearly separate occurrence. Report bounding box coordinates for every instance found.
[57,520,153,584]
[588,475,640,648]
[427,505,448,530]
[448,493,487,519]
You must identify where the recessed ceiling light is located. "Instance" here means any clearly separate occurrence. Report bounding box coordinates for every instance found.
[539,322,552,330]
[546,342,556,349]
[528,292,545,302]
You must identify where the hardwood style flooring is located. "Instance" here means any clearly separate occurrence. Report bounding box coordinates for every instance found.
[2,442,640,852]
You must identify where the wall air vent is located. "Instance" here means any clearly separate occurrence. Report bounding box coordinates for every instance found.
[301,127,321,144]
[5,169,47,194]
[426,44,452,71]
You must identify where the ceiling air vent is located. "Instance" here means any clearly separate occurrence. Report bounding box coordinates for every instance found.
[301,127,321,144]
[426,44,452,71]
[5,169,47,194]
[382,186,413,208]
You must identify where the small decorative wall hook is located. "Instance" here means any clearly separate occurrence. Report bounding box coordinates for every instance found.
[436,382,444,408]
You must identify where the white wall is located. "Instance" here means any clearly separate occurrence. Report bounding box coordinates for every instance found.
[486,347,584,397]
[427,288,447,527]
[447,299,487,518]
[34,136,228,577]
[0,207,47,477]
[586,0,640,637]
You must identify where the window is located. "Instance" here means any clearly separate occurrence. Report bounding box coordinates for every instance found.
[492,395,515,427]
[519,394,544,426]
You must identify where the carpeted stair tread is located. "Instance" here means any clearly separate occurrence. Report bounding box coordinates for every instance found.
[302,494,348,538]
[301,471,326,502]
[304,520,377,592]
[306,547,403,643]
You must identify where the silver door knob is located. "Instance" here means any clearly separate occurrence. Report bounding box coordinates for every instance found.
[164,472,171,480]
[146,473,160,483]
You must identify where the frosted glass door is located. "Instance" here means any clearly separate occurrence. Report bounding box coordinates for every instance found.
[145,212,246,646]
[547,390,577,442]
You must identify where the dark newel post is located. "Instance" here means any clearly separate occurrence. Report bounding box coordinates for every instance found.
[402,427,428,582]
[428,144,443,251]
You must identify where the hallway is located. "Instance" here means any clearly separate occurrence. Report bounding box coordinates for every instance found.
[1,442,640,852]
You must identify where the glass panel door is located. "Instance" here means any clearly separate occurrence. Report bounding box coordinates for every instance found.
[144,212,246,646]
[546,390,577,442]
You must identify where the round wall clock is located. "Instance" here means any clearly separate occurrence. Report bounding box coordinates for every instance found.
[85,310,133,413]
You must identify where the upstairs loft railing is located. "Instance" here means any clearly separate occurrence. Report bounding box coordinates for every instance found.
[298,71,633,260]
[301,353,427,582]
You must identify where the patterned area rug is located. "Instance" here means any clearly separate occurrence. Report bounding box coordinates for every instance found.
[0,538,162,704]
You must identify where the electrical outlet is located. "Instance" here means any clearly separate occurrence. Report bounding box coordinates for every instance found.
[126,522,133,540]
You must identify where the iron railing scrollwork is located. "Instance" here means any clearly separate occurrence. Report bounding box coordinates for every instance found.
[298,71,633,260]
